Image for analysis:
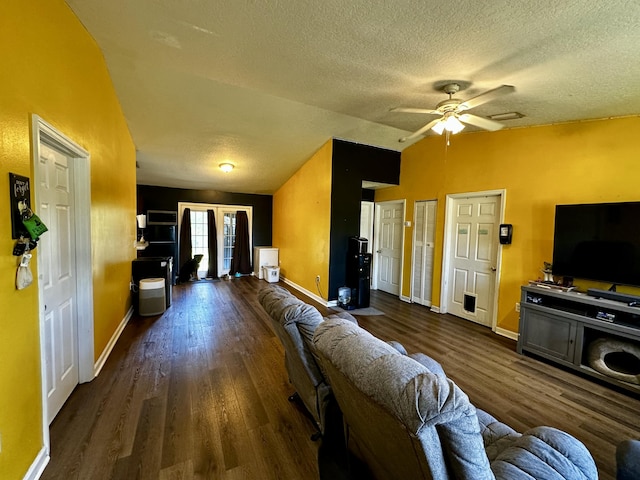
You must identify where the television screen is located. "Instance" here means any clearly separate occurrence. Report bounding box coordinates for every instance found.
[552,202,640,287]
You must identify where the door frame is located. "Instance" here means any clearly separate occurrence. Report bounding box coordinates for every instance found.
[32,115,94,445]
[371,199,406,295]
[440,189,505,331]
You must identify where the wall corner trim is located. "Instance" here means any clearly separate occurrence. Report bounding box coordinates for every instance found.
[94,306,134,378]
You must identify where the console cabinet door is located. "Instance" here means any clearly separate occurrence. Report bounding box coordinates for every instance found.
[520,307,577,364]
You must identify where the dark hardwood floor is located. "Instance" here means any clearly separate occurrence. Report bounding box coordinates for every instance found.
[42,276,640,479]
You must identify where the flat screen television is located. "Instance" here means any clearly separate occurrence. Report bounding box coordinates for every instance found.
[552,201,640,288]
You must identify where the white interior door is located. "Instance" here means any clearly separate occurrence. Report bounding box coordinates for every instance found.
[445,195,501,327]
[38,143,79,424]
[375,201,403,296]
[411,200,437,306]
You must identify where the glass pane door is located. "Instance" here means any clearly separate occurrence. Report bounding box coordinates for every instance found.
[190,210,209,278]
[222,211,237,273]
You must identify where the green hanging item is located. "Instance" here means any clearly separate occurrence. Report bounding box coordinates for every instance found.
[22,208,48,240]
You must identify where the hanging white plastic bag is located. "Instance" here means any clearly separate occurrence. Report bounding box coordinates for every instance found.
[16,253,33,290]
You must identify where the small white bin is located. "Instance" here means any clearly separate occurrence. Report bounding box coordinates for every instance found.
[262,266,280,283]
[139,277,166,316]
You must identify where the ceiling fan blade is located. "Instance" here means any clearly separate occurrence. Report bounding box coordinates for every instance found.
[399,118,442,143]
[459,85,515,111]
[390,107,440,115]
[459,113,506,131]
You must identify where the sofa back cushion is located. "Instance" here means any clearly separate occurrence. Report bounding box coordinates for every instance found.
[313,317,493,480]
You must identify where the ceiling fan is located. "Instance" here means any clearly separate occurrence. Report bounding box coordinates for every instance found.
[391,83,516,143]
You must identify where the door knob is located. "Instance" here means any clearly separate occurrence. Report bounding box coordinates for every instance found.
[376,250,382,253]
[491,267,497,272]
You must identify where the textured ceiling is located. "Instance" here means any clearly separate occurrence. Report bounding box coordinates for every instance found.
[65,0,640,194]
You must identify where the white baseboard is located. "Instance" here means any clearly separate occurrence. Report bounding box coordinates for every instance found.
[430,305,441,313]
[400,295,412,303]
[495,327,519,341]
[93,306,133,378]
[23,446,49,480]
[281,277,329,306]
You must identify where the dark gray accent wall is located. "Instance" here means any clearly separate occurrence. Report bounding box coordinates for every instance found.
[329,139,401,300]
[136,185,273,262]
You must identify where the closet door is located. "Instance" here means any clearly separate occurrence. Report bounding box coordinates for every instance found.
[411,200,437,306]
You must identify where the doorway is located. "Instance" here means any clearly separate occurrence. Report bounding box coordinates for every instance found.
[372,200,405,296]
[32,116,94,434]
[441,190,504,329]
[359,201,374,253]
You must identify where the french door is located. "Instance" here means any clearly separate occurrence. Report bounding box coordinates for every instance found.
[178,203,252,277]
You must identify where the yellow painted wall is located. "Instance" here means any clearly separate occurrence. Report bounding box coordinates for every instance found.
[273,140,333,297]
[376,116,640,334]
[0,2,136,478]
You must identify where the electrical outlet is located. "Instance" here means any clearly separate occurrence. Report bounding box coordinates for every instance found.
[315,275,320,283]
[515,302,520,312]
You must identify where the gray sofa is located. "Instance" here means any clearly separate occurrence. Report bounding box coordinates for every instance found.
[617,440,640,480]
[312,316,598,480]
[258,285,356,436]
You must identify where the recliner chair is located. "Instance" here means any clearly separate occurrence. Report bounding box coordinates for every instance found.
[257,285,356,437]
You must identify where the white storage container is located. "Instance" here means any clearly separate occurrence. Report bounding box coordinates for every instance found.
[139,277,166,316]
[254,247,279,279]
[263,266,280,283]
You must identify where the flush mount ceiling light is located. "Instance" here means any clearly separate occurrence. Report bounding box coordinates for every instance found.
[219,162,234,173]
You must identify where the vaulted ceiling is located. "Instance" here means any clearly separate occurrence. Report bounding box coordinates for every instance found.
[66,0,640,194]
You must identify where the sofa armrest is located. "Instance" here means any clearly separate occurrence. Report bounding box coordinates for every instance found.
[386,340,408,355]
[617,439,640,480]
[409,352,446,376]
[491,426,597,480]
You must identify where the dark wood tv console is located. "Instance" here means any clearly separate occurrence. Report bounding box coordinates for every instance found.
[517,285,640,394]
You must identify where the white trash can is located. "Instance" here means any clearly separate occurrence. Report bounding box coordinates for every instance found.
[139,277,166,316]
[263,266,280,283]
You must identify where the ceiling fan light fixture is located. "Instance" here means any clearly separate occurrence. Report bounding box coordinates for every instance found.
[395,83,515,144]
[431,114,465,135]
[219,162,234,172]
[431,121,446,135]
[444,115,465,134]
